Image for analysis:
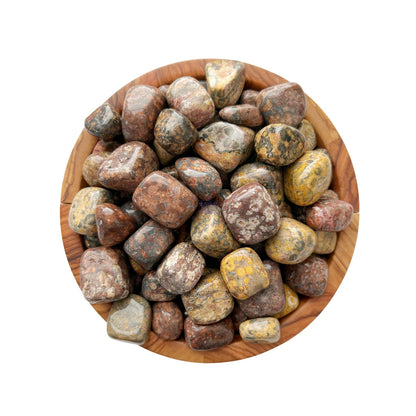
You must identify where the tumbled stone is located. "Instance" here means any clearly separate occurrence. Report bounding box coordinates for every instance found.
[80,247,130,304]
[194,121,252,173]
[152,301,183,340]
[82,153,109,187]
[175,157,222,201]
[199,80,208,90]
[306,199,354,232]
[255,123,305,167]
[265,217,316,265]
[158,84,170,97]
[129,258,146,276]
[222,182,280,245]
[230,302,248,332]
[256,82,307,127]
[205,59,245,109]
[84,234,100,248]
[274,283,300,319]
[156,242,205,294]
[133,171,198,229]
[220,247,269,300]
[120,201,148,227]
[313,231,337,254]
[85,102,121,141]
[141,271,176,302]
[166,76,215,129]
[190,205,240,258]
[319,189,339,202]
[184,316,234,351]
[283,255,329,297]
[283,150,333,206]
[239,126,255,164]
[182,271,234,325]
[160,164,180,180]
[279,201,293,218]
[213,189,231,208]
[239,89,259,106]
[97,142,159,193]
[239,317,280,344]
[69,187,113,236]
[238,260,285,318]
[107,294,151,344]
[92,139,121,155]
[153,141,176,166]
[123,219,174,271]
[298,119,317,151]
[121,84,166,143]
[219,104,263,127]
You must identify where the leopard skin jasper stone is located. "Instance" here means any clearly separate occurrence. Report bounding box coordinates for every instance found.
[283,255,329,297]
[154,109,198,156]
[194,121,251,173]
[265,217,316,265]
[85,102,121,141]
[141,271,176,302]
[222,182,280,245]
[313,231,337,254]
[219,104,263,127]
[184,316,234,351]
[97,142,159,193]
[95,203,137,247]
[255,123,305,167]
[274,284,299,319]
[175,157,222,201]
[82,153,109,186]
[279,201,293,218]
[107,294,151,345]
[298,119,317,151]
[80,247,130,304]
[153,140,176,166]
[283,150,333,206]
[92,139,121,155]
[205,59,245,109]
[152,301,183,340]
[123,219,174,271]
[238,260,285,318]
[319,189,339,201]
[190,205,240,258]
[239,317,280,344]
[129,258,146,276]
[256,82,307,127]
[158,84,170,97]
[213,189,231,208]
[120,201,148,227]
[230,302,248,332]
[166,76,215,129]
[133,171,198,229]
[84,234,101,248]
[68,187,113,236]
[306,199,354,232]
[239,126,256,164]
[182,271,234,325]
[230,162,284,207]
[220,247,269,300]
[121,84,166,143]
[239,89,259,106]
[160,164,180,180]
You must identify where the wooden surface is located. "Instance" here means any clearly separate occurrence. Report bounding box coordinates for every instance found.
[60,59,360,363]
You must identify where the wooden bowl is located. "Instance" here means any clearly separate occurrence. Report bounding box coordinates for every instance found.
[60,59,359,363]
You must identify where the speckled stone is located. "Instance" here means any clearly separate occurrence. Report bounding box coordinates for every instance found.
[85,102,121,141]
[219,104,263,127]
[238,260,285,318]
[120,201,148,227]
[129,258,146,276]
[166,76,215,129]
[175,157,222,201]
[319,189,339,201]
[279,201,293,218]
[298,119,317,151]
[220,247,269,300]
[274,284,299,319]
[256,82,307,127]
[152,301,183,340]
[283,150,333,206]
[141,271,176,302]
[213,189,231,208]
[239,89,259,106]
[158,84,170,97]
[239,126,255,164]
[156,242,205,294]
[97,142,159,193]
[82,153,108,187]
[230,302,248,332]
[184,316,234,351]
[313,231,337,254]
[92,140,121,155]
[306,199,354,232]
[160,164,180,179]
[107,294,151,344]
[153,141,176,166]
[239,317,280,344]
[205,59,245,109]
[265,217,316,265]
[80,247,130,304]
[182,271,234,325]
[68,187,113,236]
[222,182,280,245]
[255,123,305,167]
[283,255,329,297]
[123,219,174,271]
[121,84,166,143]
[84,235,101,248]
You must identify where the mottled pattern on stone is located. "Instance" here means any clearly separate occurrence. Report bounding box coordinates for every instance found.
[219,104,263,127]
[141,271,176,302]
[85,102,122,141]
[274,284,299,319]
[93,140,121,155]
[160,164,180,179]
[158,84,170,97]
[129,258,146,276]
[279,201,293,218]
[230,302,248,333]
[213,189,231,208]
[298,119,317,151]
[120,201,148,227]
[84,235,101,248]
[239,89,259,106]
[239,126,256,164]
[313,231,337,254]
[153,141,176,166]
[319,189,339,201]
[239,317,280,344]
[306,199,353,232]
[152,301,183,340]
[82,153,108,186]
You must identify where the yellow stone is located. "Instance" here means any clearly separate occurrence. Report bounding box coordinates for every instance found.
[298,119,317,152]
[314,231,337,254]
[274,284,299,319]
[239,317,280,343]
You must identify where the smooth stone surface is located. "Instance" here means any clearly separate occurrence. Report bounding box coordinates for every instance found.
[80,247,130,304]
[239,317,280,344]
[306,199,354,232]
[158,84,170,96]
[222,182,280,245]
[166,76,215,129]
[129,257,146,276]
[175,157,222,201]
[97,142,159,193]
[133,171,198,229]
[182,271,234,325]
[319,189,339,201]
[230,302,248,333]
[313,231,338,254]
[239,126,255,164]
[153,140,176,166]
[141,271,176,302]
[160,164,180,180]
[152,301,183,340]
[123,219,174,271]
[82,153,109,186]
[92,139,121,155]
[274,283,299,319]
[121,84,166,143]
[85,102,121,141]
[256,82,307,127]
[184,316,234,351]
[205,59,245,109]
[84,234,101,248]
[239,89,259,106]
[68,187,113,236]
[219,104,263,127]
[279,201,293,218]
[120,201,148,227]
[255,123,305,167]
[220,247,269,300]
[298,119,317,151]
[265,217,316,265]
[107,294,151,344]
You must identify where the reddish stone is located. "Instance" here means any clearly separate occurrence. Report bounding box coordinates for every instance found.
[305,199,353,232]
[92,140,121,155]
[219,104,263,127]
[152,301,184,340]
[85,102,121,141]
[158,84,170,97]
[239,89,259,106]
[141,271,176,302]
[230,303,248,333]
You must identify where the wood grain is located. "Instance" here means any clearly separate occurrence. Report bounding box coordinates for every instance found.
[60,59,359,363]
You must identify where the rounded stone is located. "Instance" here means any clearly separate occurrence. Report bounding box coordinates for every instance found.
[239,317,281,344]
[82,153,109,187]
[306,199,354,232]
[141,271,176,302]
[120,201,148,227]
[298,119,317,151]
[85,102,122,141]
[158,84,170,96]
[84,234,101,248]
[219,104,263,127]
[313,231,338,254]
[152,301,183,340]
[160,164,180,180]
[279,201,293,218]
[92,139,121,155]
[153,140,176,166]
[230,302,248,333]
[213,189,231,208]
[239,89,259,106]
[274,284,300,319]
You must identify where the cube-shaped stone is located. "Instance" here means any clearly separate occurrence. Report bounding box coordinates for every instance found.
[151,301,183,341]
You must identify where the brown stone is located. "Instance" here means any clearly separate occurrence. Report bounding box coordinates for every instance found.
[92,140,121,155]
[152,301,183,340]
[219,104,263,127]
[239,89,259,106]
[85,102,122,141]
[230,302,248,333]
[120,201,148,227]
[82,153,109,187]
[141,271,176,302]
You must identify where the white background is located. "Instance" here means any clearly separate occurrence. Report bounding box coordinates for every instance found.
[1,1,415,415]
